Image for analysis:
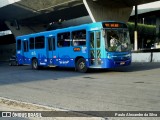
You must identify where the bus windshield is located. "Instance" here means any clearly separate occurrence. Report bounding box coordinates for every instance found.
[104,29,132,52]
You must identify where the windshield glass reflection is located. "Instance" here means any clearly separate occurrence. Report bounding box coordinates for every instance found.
[104,30,132,52]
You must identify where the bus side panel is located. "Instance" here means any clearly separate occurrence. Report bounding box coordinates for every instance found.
[56,47,74,67]
[16,51,24,65]
[38,49,48,66]
[55,46,89,68]
[23,55,31,64]
[69,46,89,67]
[30,49,48,66]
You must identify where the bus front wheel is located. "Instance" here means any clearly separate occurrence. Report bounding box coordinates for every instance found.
[76,58,87,73]
[32,59,39,70]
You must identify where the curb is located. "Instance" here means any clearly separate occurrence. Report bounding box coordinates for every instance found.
[0,97,65,111]
[0,97,104,119]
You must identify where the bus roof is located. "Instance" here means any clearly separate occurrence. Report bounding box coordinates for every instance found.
[16,21,126,39]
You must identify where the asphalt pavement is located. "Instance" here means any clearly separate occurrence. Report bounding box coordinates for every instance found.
[0,62,160,120]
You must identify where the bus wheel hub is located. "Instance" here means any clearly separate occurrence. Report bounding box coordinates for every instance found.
[79,62,85,69]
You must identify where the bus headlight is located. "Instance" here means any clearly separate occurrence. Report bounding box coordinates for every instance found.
[107,54,112,59]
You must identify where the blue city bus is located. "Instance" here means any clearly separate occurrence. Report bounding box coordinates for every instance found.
[16,21,132,72]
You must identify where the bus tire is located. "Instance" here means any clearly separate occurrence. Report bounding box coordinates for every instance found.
[32,59,39,70]
[76,58,87,73]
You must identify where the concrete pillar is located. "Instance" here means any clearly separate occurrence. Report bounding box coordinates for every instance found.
[5,21,45,37]
[83,0,133,22]
[134,5,138,51]
[134,31,138,50]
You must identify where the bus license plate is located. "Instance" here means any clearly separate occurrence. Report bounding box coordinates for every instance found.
[120,62,125,65]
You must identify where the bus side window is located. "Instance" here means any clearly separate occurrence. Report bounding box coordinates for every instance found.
[72,30,86,46]
[29,37,34,50]
[35,36,45,49]
[17,39,21,50]
[57,32,70,47]
[23,41,29,52]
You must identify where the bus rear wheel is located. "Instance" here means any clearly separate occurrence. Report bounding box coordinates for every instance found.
[76,58,87,73]
[32,59,39,70]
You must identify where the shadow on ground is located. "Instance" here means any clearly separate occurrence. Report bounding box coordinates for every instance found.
[0,62,160,86]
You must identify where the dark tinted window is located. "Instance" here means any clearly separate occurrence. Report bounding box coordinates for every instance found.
[17,39,21,50]
[57,32,70,47]
[72,30,86,46]
[23,41,29,52]
[90,32,94,48]
[96,32,100,48]
[29,38,34,49]
[35,36,45,49]
[48,37,55,51]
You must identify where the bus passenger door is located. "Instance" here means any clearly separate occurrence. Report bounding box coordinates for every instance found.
[23,40,29,64]
[47,36,56,65]
[90,31,101,66]
[16,39,23,65]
